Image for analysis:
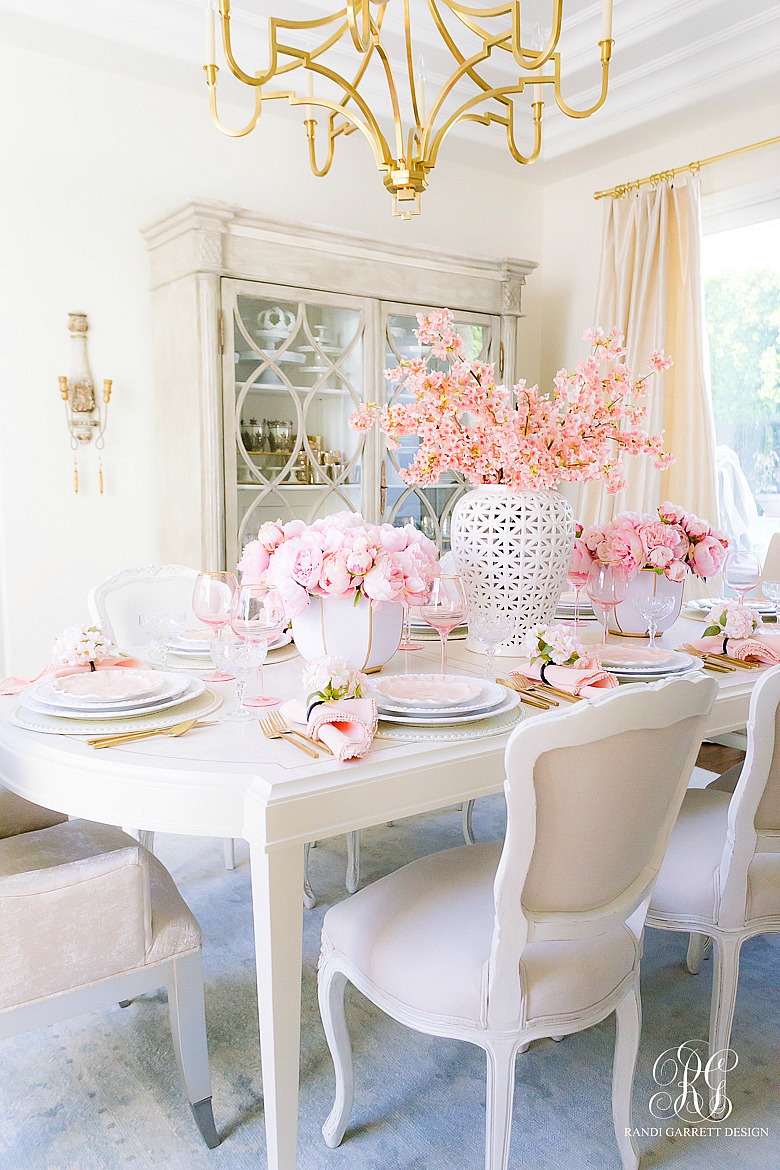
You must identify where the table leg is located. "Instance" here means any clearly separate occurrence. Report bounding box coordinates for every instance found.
[249,838,305,1170]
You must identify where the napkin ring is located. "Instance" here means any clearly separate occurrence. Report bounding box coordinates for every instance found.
[540,663,552,685]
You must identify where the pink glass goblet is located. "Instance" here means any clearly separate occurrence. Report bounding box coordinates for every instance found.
[230,583,286,707]
[566,569,590,630]
[419,575,468,674]
[724,550,761,607]
[192,571,238,681]
[586,562,630,645]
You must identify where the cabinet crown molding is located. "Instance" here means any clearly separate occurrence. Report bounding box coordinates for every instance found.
[141,199,536,317]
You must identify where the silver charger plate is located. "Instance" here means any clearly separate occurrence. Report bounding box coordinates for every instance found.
[11,688,222,736]
[377,691,519,726]
[20,678,206,720]
[375,700,522,741]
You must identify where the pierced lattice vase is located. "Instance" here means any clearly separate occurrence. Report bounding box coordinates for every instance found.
[451,486,575,656]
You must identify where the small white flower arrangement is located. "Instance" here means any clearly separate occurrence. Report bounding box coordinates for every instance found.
[302,656,368,706]
[524,624,586,668]
[51,624,117,669]
[703,602,761,644]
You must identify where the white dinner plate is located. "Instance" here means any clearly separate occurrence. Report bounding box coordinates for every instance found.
[375,676,505,717]
[47,668,164,703]
[688,596,774,614]
[375,673,484,706]
[20,678,206,720]
[377,690,519,726]
[605,651,698,678]
[166,630,292,657]
[33,670,190,712]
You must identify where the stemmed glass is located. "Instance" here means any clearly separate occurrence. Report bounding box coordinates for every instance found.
[566,567,590,630]
[138,613,186,668]
[468,606,517,680]
[724,550,761,606]
[586,563,630,645]
[419,575,468,675]
[210,635,264,721]
[399,602,423,652]
[638,594,676,649]
[192,571,238,681]
[763,580,780,625]
[230,583,286,707]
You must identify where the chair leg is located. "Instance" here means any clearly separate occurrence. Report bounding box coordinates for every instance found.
[708,935,742,1118]
[612,980,641,1170]
[686,932,711,974]
[484,1040,518,1170]
[138,830,155,854]
[167,951,219,1149]
[303,842,317,909]
[319,960,354,1149]
[345,831,360,894]
[462,800,476,844]
[222,838,236,870]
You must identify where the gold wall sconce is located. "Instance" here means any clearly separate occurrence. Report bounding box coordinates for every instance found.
[58,313,113,494]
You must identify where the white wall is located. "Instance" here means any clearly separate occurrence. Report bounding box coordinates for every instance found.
[539,100,780,388]
[0,39,543,674]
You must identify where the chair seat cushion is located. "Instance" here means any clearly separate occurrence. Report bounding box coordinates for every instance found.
[323,843,639,1031]
[0,788,67,838]
[649,789,731,924]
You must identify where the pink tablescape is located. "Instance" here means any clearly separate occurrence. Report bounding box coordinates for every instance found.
[280,657,378,762]
[0,624,145,696]
[685,601,780,664]
[512,624,618,697]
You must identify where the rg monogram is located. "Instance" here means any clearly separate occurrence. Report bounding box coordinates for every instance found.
[649,1040,738,1122]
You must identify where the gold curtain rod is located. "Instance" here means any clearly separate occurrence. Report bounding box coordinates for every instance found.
[593,134,780,200]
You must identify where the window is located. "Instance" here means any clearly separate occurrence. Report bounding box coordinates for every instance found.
[703,217,780,559]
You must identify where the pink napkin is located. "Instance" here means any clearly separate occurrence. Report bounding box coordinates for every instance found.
[0,657,147,697]
[682,633,780,665]
[511,656,618,698]
[281,698,378,762]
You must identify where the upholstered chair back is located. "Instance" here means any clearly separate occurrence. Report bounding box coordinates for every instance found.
[88,565,199,647]
[485,675,717,1029]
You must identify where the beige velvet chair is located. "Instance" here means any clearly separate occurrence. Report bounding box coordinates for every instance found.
[647,664,780,1115]
[318,674,717,1170]
[0,818,219,1148]
[0,788,67,837]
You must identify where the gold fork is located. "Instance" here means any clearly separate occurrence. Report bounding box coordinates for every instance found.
[259,714,320,758]
[681,645,735,673]
[516,675,581,703]
[88,718,216,750]
[498,677,556,709]
[267,708,332,756]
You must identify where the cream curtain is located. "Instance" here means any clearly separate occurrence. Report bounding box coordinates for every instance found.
[577,176,719,529]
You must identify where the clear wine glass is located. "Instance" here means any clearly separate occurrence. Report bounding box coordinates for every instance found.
[138,612,187,668]
[637,594,676,648]
[210,635,264,721]
[399,602,423,652]
[230,583,286,707]
[566,568,590,630]
[586,563,630,645]
[192,571,238,681]
[419,575,468,675]
[723,550,761,606]
[763,580,780,625]
[468,606,517,680]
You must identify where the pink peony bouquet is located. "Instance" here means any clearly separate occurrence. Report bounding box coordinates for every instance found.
[237,512,439,618]
[571,502,730,583]
[350,310,675,494]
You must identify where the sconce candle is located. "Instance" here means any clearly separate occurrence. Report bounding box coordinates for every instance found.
[58,313,113,494]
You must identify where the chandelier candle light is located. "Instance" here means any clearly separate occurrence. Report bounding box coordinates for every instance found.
[203,1,615,218]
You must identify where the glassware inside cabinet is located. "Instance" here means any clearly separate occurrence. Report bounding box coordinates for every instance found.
[383,311,494,550]
[226,289,367,561]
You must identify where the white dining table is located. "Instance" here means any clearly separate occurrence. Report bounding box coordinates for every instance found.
[0,616,761,1170]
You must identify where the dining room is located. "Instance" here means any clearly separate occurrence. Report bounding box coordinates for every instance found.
[0,3,779,1169]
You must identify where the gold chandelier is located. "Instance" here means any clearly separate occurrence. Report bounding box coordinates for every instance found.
[204,1,615,218]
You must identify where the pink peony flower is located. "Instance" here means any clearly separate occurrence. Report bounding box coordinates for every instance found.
[647,545,674,569]
[345,548,374,577]
[290,544,324,589]
[282,519,306,539]
[684,516,711,541]
[362,554,406,602]
[256,521,286,552]
[569,537,593,577]
[658,501,688,526]
[275,576,309,617]
[664,560,687,583]
[691,535,727,578]
[319,552,354,596]
[377,524,408,554]
[237,541,270,584]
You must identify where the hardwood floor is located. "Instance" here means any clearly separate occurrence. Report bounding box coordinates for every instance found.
[697,742,744,775]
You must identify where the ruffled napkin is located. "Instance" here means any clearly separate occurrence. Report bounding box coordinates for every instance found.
[682,633,780,665]
[511,655,618,698]
[0,657,147,697]
[280,698,378,762]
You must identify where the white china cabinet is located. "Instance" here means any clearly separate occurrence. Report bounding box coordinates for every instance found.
[142,201,536,570]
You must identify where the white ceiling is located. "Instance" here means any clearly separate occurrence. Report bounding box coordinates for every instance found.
[2,0,779,180]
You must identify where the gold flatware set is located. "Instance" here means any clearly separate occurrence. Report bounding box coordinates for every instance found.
[88,718,218,749]
[259,708,331,759]
[498,676,580,709]
[681,644,761,674]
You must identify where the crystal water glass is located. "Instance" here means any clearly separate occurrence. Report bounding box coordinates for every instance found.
[138,613,186,668]
[586,563,630,645]
[192,571,238,681]
[468,607,517,680]
[637,594,676,648]
[420,575,468,674]
[723,550,760,605]
[210,635,264,721]
[230,583,286,707]
[763,580,780,625]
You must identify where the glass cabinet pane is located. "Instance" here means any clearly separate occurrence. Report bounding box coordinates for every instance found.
[224,286,368,563]
[382,311,495,550]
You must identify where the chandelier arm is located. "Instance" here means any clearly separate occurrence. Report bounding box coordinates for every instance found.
[457,98,542,166]
[425,81,524,168]
[346,0,372,53]
[404,0,424,137]
[552,40,612,119]
[203,65,263,137]
[372,41,407,162]
[217,1,347,88]
[287,53,394,166]
[305,115,338,177]
[427,0,495,98]
[419,35,500,159]
[444,1,563,71]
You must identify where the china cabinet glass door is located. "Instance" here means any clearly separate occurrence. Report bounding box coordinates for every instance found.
[381,304,500,550]
[222,280,375,566]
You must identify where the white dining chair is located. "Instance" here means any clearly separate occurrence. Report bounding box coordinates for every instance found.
[88,564,237,872]
[0,788,67,837]
[318,673,717,1170]
[647,664,780,1115]
[0,817,219,1147]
